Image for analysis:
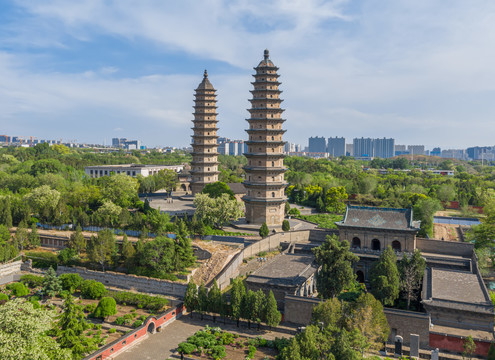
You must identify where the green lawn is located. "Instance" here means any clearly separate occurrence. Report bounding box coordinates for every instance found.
[295,213,343,229]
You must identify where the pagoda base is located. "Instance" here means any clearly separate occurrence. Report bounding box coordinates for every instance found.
[245,201,285,226]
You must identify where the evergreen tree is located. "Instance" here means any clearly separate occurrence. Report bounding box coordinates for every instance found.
[197,283,208,320]
[1,197,13,228]
[398,249,426,310]
[487,343,495,360]
[207,280,222,322]
[42,266,62,298]
[219,292,230,324]
[279,338,302,360]
[87,229,116,272]
[56,294,97,358]
[369,246,400,306]
[462,335,476,360]
[252,289,266,329]
[174,234,195,271]
[68,226,86,255]
[264,290,281,329]
[230,278,245,327]
[313,235,359,298]
[93,297,117,320]
[28,223,40,248]
[282,219,290,232]
[259,222,269,238]
[184,280,198,318]
[242,290,256,329]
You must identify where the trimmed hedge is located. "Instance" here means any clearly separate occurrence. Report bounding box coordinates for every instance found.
[107,290,168,312]
[80,280,107,299]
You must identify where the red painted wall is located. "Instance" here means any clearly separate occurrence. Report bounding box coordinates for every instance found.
[429,333,491,357]
[84,304,183,360]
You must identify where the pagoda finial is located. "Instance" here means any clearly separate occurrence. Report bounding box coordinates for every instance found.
[264,49,269,61]
[204,69,208,78]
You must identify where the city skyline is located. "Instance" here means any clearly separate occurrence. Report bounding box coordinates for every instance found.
[1,1,495,148]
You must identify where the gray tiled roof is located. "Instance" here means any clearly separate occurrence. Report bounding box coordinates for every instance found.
[337,205,420,231]
[227,182,246,195]
[246,254,317,288]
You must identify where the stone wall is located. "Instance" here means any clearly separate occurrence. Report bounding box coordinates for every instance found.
[57,266,188,298]
[283,295,321,325]
[416,238,473,257]
[0,260,22,277]
[383,308,430,347]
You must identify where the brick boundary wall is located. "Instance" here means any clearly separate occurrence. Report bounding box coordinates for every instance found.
[83,304,183,360]
[57,266,188,298]
[416,238,474,257]
[429,332,492,358]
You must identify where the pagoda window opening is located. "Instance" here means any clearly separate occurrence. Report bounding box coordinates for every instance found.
[258,161,262,166]
[272,192,276,197]
[271,161,275,167]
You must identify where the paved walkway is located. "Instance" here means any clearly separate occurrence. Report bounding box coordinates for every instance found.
[116,316,293,360]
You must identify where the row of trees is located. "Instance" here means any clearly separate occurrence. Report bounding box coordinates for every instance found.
[184,279,281,329]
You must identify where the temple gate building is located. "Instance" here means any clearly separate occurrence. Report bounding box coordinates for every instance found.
[243,50,287,226]
[190,70,220,195]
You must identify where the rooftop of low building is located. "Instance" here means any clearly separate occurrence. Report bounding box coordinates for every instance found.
[336,205,421,231]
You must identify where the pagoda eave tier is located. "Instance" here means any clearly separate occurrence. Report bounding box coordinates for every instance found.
[243,182,288,187]
[253,73,280,79]
[246,118,286,122]
[191,161,220,166]
[245,140,285,146]
[190,170,221,176]
[247,108,285,113]
[244,166,287,172]
[245,129,287,134]
[194,88,216,92]
[191,135,218,139]
[242,197,287,204]
[253,65,279,71]
[190,127,219,131]
[192,119,218,123]
[250,89,282,94]
[193,112,218,116]
[191,152,219,156]
[193,105,218,109]
[250,81,281,86]
[243,153,286,158]
[249,98,283,103]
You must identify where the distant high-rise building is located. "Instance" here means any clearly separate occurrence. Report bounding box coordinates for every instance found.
[190,70,220,195]
[346,144,354,157]
[441,149,466,160]
[243,50,287,226]
[408,145,425,156]
[327,137,345,157]
[395,145,406,152]
[353,138,374,157]
[374,138,395,158]
[431,147,441,157]
[308,136,326,153]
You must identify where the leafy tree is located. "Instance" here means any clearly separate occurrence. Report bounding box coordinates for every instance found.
[184,280,198,317]
[264,290,281,328]
[56,294,98,358]
[398,250,426,309]
[14,220,29,251]
[312,297,344,330]
[95,200,121,227]
[313,235,358,298]
[201,181,235,199]
[207,280,222,322]
[59,273,83,292]
[93,297,117,320]
[259,222,269,238]
[120,233,135,267]
[282,219,290,232]
[42,266,62,297]
[369,246,400,306]
[462,335,476,360]
[197,283,208,320]
[24,185,61,222]
[413,197,442,237]
[28,223,40,248]
[0,298,72,360]
[325,186,348,213]
[193,193,244,229]
[80,280,106,299]
[0,196,13,228]
[99,174,139,208]
[0,224,11,244]
[279,338,302,360]
[87,229,116,272]
[154,169,179,193]
[139,236,176,276]
[68,226,86,256]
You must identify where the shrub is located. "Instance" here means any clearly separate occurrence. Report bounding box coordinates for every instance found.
[80,280,106,299]
[83,303,97,313]
[209,344,226,359]
[7,282,29,297]
[107,290,168,312]
[115,313,134,326]
[282,219,290,232]
[20,274,44,288]
[59,273,83,291]
[131,320,143,328]
[108,328,116,334]
[178,342,196,354]
[259,223,269,238]
[247,345,256,359]
[25,251,58,269]
[258,251,267,257]
[93,297,117,319]
[220,332,234,345]
[0,293,9,302]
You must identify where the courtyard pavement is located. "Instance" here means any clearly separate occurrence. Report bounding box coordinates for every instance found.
[116,316,293,360]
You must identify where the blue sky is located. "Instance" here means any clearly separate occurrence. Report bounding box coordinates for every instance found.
[1,0,495,149]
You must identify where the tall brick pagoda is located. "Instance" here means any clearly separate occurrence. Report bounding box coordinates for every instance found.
[243,50,287,226]
[190,70,219,195]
